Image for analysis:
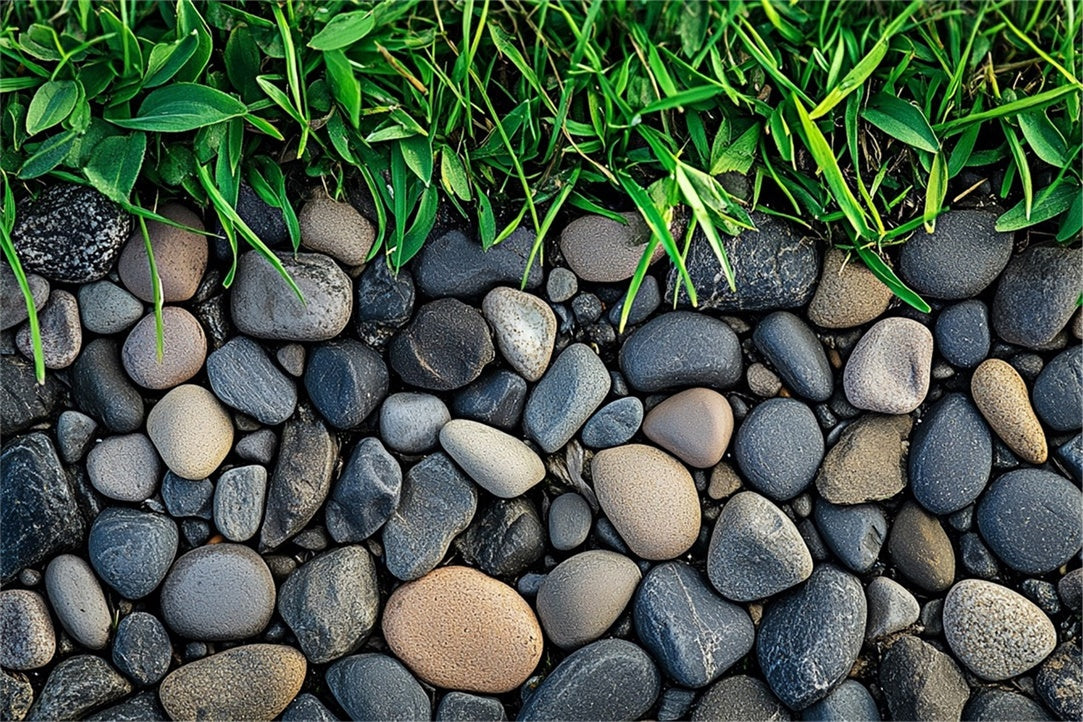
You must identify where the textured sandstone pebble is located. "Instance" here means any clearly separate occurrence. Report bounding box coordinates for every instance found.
[439,419,545,498]
[815,414,911,504]
[746,362,781,397]
[843,317,933,413]
[0,590,55,670]
[887,501,955,593]
[298,197,375,266]
[971,358,1048,464]
[122,308,207,390]
[591,444,701,560]
[15,289,81,369]
[642,388,733,468]
[482,286,556,382]
[707,462,742,500]
[559,212,664,282]
[383,566,543,693]
[808,248,893,328]
[147,384,234,480]
[158,644,306,721]
[118,202,207,302]
[86,433,160,502]
[536,550,641,649]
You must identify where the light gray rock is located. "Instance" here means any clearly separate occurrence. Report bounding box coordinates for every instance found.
[0,590,55,670]
[482,287,556,381]
[86,434,160,503]
[44,554,111,650]
[439,419,545,498]
[379,392,450,454]
[865,576,920,640]
[843,317,933,414]
[536,550,641,650]
[546,267,578,303]
[214,465,267,542]
[548,493,592,551]
[524,343,610,453]
[121,307,207,390]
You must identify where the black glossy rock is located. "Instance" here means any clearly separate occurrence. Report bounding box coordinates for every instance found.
[25,655,131,721]
[390,298,494,391]
[325,438,402,543]
[414,228,542,298]
[879,635,969,722]
[235,183,289,247]
[993,245,1082,348]
[812,500,887,574]
[801,679,880,721]
[753,311,833,402]
[934,300,990,368]
[963,689,1053,721]
[756,564,866,710]
[206,336,297,425]
[436,692,506,721]
[88,508,177,600]
[1036,642,1081,721]
[690,675,791,721]
[619,312,742,392]
[1032,346,1082,432]
[897,209,1012,300]
[305,339,389,429]
[451,370,528,431]
[734,398,824,501]
[959,532,999,579]
[326,654,430,722]
[112,612,171,687]
[456,498,545,578]
[518,639,660,721]
[356,261,415,347]
[72,339,144,433]
[909,393,992,515]
[1,355,62,433]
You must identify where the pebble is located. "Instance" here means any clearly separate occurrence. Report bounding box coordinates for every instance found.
[879,635,969,721]
[976,468,1082,574]
[1057,433,1083,480]
[117,202,207,302]
[234,184,289,247]
[559,212,662,282]
[633,561,754,688]
[25,655,131,721]
[230,251,353,341]
[161,471,213,519]
[1032,346,1082,432]
[159,644,306,721]
[524,343,610,453]
[547,267,578,302]
[934,300,990,368]
[44,554,111,650]
[235,429,276,464]
[325,653,430,721]
[536,550,641,649]
[518,639,660,721]
[355,261,415,347]
[887,501,955,593]
[619,312,743,392]
[753,311,833,401]
[147,384,233,480]
[708,462,742,500]
[592,444,701,559]
[0,590,55,670]
[908,393,992,514]
[206,336,297,425]
[746,362,782,397]
[436,692,506,721]
[440,419,545,497]
[0,266,48,331]
[864,576,920,640]
[812,500,887,574]
[15,289,81,369]
[608,275,662,327]
[390,298,494,391]
[642,388,733,468]
[382,452,478,581]
[993,245,1081,348]
[78,281,144,335]
[88,507,177,599]
[943,579,1056,680]
[298,197,374,265]
[707,491,812,602]
[278,545,379,663]
[843,317,933,413]
[960,532,999,579]
[482,287,556,381]
[897,209,1012,298]
[112,612,171,686]
[213,465,267,542]
[580,396,643,449]
[384,565,543,693]
[452,369,528,431]
[964,690,1054,721]
[734,398,824,501]
[282,693,339,722]
[0,670,33,722]
[456,498,545,577]
[801,679,880,722]
[756,564,867,710]
[305,339,389,428]
[379,393,450,454]
[815,413,911,504]
[86,690,168,721]
[121,307,206,389]
[72,339,145,433]
[690,675,791,721]
[56,410,97,463]
[13,184,130,283]
[1036,642,1081,721]
[548,493,592,551]
[971,358,1048,464]
[414,227,542,297]
[572,292,602,324]
[1059,568,1083,610]
[808,248,893,328]
[86,434,160,502]
[1,356,62,433]
[325,438,401,543]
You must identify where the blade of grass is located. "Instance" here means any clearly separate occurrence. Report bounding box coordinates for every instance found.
[0,228,45,383]
[851,234,931,313]
[923,150,948,232]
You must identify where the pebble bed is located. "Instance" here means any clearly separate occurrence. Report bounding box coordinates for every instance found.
[1,182,1081,721]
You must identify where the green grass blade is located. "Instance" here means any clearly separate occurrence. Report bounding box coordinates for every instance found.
[851,235,931,313]
[1001,120,1033,220]
[862,93,939,153]
[923,150,948,232]
[935,85,1081,137]
[674,164,735,292]
[996,180,1079,232]
[0,228,45,384]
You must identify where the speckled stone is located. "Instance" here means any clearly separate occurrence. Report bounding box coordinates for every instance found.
[753,311,833,401]
[439,419,545,498]
[86,433,160,503]
[0,266,48,331]
[452,369,528,431]
[816,414,911,505]
[389,298,495,391]
[298,197,374,265]
[908,393,992,515]
[691,675,791,721]
[971,358,1048,464]
[118,202,207,302]
[964,690,1053,722]
[25,654,131,721]
[993,245,1081,348]
[1033,346,1082,432]
[78,281,143,335]
[547,267,578,303]
[147,384,233,480]
[879,635,969,721]
[642,388,733,468]
[897,209,1012,299]
[734,398,824,501]
[1037,642,1082,721]
[548,493,592,551]
[934,300,990,368]
[15,289,81,369]
[111,612,171,686]
[581,397,643,449]
[808,248,893,328]
[281,693,339,722]
[44,554,111,651]
[746,362,782,397]
[524,343,611,453]
[0,669,34,721]
[797,679,879,722]
[436,692,506,721]
[813,500,887,574]
[0,590,55,670]
[482,287,556,381]
[887,502,955,593]
[121,308,206,389]
[843,317,933,414]
[214,465,268,542]
[536,550,641,649]
[619,312,743,392]
[560,212,663,283]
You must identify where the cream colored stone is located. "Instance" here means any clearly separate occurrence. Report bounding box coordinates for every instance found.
[147,384,233,480]
[971,359,1047,464]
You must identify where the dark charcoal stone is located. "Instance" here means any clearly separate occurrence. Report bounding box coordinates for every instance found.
[25,654,131,721]
[619,312,743,392]
[667,214,818,312]
[451,370,528,431]
[111,612,171,687]
[191,293,231,351]
[753,311,833,402]
[13,184,131,283]
[414,228,542,298]
[456,498,545,578]
[801,679,880,721]
[608,275,661,327]
[436,692,506,721]
[934,300,990,368]
[282,693,340,722]
[879,635,969,722]
[235,183,288,247]
[161,471,213,520]
[389,298,494,391]
[1,355,62,433]
[1032,346,1082,432]
[959,532,999,579]
[887,502,956,593]
[356,261,415,348]
[734,398,824,501]
[206,336,297,425]
[326,653,430,721]
[909,393,992,515]
[518,639,660,721]
[897,209,1012,300]
[72,339,144,433]
[657,688,696,722]
[85,690,169,721]
[963,689,1052,721]
[1057,434,1083,481]
[812,500,887,574]
[305,339,389,429]
[993,245,1082,348]
[581,397,644,449]
[88,508,177,600]
[690,675,791,721]
[325,438,402,543]
[1036,642,1082,721]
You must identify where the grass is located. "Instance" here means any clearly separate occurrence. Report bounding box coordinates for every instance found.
[1,0,1080,381]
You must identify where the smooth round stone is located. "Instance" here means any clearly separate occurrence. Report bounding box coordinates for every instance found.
[118,203,207,302]
[734,398,824,501]
[812,500,887,574]
[816,414,911,504]
[753,311,833,401]
[801,679,879,722]
[548,493,592,551]
[546,267,578,302]
[147,384,234,480]
[619,312,743,392]
[436,692,506,721]
[879,635,969,721]
[1037,642,1082,721]
[971,358,1048,464]
[326,653,430,721]
[0,590,55,670]
[389,298,494,391]
[633,561,754,688]
[746,362,782,398]
[160,543,275,641]
[993,245,1081,348]
[898,209,1012,298]
[231,251,353,341]
[414,227,542,298]
[278,546,379,664]
[72,338,144,433]
[944,579,1056,680]
[112,612,171,686]
[384,565,543,693]
[559,212,663,283]
[756,564,867,710]
[592,444,701,560]
[964,690,1053,722]
[691,675,790,721]
[214,465,267,542]
[865,576,920,640]
[121,308,207,389]
[159,644,305,721]
[0,266,48,331]
[536,550,641,649]
[908,393,992,514]
[609,275,662,327]
[456,498,545,577]
[57,409,97,463]
[206,336,297,425]
[808,248,893,329]
[15,289,81,369]
[85,433,160,503]
[439,419,545,498]
[380,392,450,454]
[298,197,374,265]
[581,397,643,449]
[44,554,110,650]
[452,369,528,431]
[843,317,933,414]
[26,654,132,720]
[642,388,733,468]
[325,438,401,543]
[89,508,178,599]
[518,639,660,721]
[977,469,1082,574]
[887,502,955,593]
[707,491,812,602]
[935,300,990,368]
[482,287,556,382]
[305,339,389,429]
[524,343,610,453]
[78,281,143,335]
[1033,346,1082,432]
[282,693,340,722]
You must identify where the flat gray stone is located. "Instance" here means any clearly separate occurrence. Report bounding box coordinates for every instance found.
[993,245,1081,348]
[734,398,823,501]
[44,554,111,650]
[78,281,143,335]
[897,209,1012,299]
[581,397,643,449]
[414,227,542,297]
[326,654,430,722]
[15,289,81,369]
[25,655,131,721]
[207,336,297,425]
[88,508,177,600]
[524,343,610,453]
[86,434,160,503]
[865,576,920,640]
[214,465,267,542]
[879,635,969,721]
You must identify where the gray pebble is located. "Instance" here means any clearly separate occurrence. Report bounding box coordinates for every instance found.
[843,317,933,414]
[214,465,267,542]
[548,493,592,551]
[608,275,661,328]
[276,343,305,377]
[0,590,55,670]
[305,338,389,429]
[546,268,578,303]
[44,554,111,651]
[960,532,999,579]
[355,260,415,348]
[89,508,177,599]
[207,336,297,425]
[86,434,160,503]
[964,689,1053,721]
[993,245,1081,348]
[0,670,34,721]
[389,298,494,391]
[112,612,171,686]
[1036,642,1081,721]
[801,679,880,721]
[580,397,643,449]
[436,692,506,721]
[734,398,824,501]
[326,653,430,722]
[451,369,528,431]
[234,430,277,465]
[691,674,791,721]
[619,311,743,392]
[1058,568,1082,610]
[85,690,168,722]
[897,210,1012,299]
[879,635,969,721]
[1,266,48,331]
[457,498,545,577]
[864,576,920,640]
[812,499,887,574]
[1032,346,1082,432]
[524,343,610,453]
[753,311,833,401]
[909,393,992,514]
[72,339,145,433]
[325,438,402,543]
[379,392,451,454]
[161,471,213,520]
[15,289,82,369]
[415,227,541,297]
[25,655,131,721]
[282,693,340,722]
[56,410,97,464]
[934,300,990,368]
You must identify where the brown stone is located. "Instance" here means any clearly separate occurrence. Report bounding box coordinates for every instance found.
[816,414,912,504]
[887,502,955,594]
[642,388,734,468]
[118,202,207,302]
[971,359,1047,464]
[808,248,894,328]
[298,197,375,266]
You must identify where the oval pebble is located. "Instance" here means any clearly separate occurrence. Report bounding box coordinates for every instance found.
[691,674,790,722]
[121,307,206,390]
[536,550,641,649]
[548,493,592,551]
[524,343,610,453]
[753,311,833,401]
[642,387,733,468]
[934,300,990,369]
[1032,346,1082,432]
[112,612,171,687]
[992,245,1081,348]
[86,433,160,503]
[802,679,881,722]
[971,358,1048,464]
[887,501,956,594]
[734,397,823,501]
[118,202,207,302]
[15,289,81,369]
[0,590,55,670]
[619,312,742,392]
[897,209,1012,299]
[147,384,234,480]
[843,317,933,414]
[482,286,556,382]
[44,554,111,650]
[89,508,178,599]
[213,465,268,543]
[379,392,450,454]
[559,212,662,283]
[326,653,430,722]
[298,197,374,265]
[908,393,992,514]
[580,396,643,449]
[439,419,545,498]
[808,247,893,329]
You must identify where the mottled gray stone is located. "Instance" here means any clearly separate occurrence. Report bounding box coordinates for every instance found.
[379,393,450,454]
[813,500,887,574]
[84,690,168,722]
[964,690,1053,721]
[734,398,824,501]
[0,590,55,670]
[207,336,297,425]
[1033,346,1082,432]
[282,693,340,722]
[865,576,920,640]
[415,227,542,297]
[524,343,610,453]
[691,675,791,721]
[0,266,48,331]
[355,261,415,348]
[436,692,506,721]
[1036,642,1081,721]
[0,356,62,434]
[86,434,160,503]
[909,393,992,515]
[548,493,592,551]
[57,410,97,464]
[801,679,880,721]
[581,397,643,449]
[44,554,111,650]
[325,438,401,543]
[214,465,267,542]
[451,370,528,431]
[326,654,430,722]
[879,635,969,722]
[993,245,1081,348]
[111,612,171,687]
[15,289,81,369]
[619,312,742,392]
[88,508,177,600]
[25,655,131,721]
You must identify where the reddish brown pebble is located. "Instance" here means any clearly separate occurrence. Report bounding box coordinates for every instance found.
[642,387,734,468]
[118,202,207,303]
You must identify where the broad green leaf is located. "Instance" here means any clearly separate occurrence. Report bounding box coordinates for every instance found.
[947,118,982,178]
[678,1,707,57]
[225,26,262,101]
[323,50,361,129]
[83,133,146,203]
[143,32,199,88]
[110,83,247,132]
[711,123,761,175]
[18,130,78,178]
[1018,108,1069,166]
[440,146,471,201]
[308,10,376,50]
[1056,192,1082,242]
[174,0,213,83]
[862,94,939,153]
[26,80,79,136]
[923,151,948,232]
[996,181,1079,232]
[98,10,142,76]
[400,135,433,185]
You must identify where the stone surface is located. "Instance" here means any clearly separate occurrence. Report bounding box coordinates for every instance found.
[642,388,733,468]
[897,209,1012,299]
[78,281,143,335]
[546,267,578,302]
[25,655,131,721]
[1032,345,1082,432]
[147,384,233,480]
[524,343,610,453]
[801,679,879,722]
[753,311,833,401]
[559,212,663,282]
[440,419,545,498]
[619,312,743,392]
[548,493,592,551]
[581,396,643,449]
[878,635,969,721]
[112,612,171,687]
[482,286,555,381]
[305,339,389,429]
[451,370,528,431]
[808,248,893,329]
[865,576,920,640]
[0,590,55,670]
[88,507,177,600]
[72,339,144,433]
[734,398,824,501]
[815,414,911,505]
[908,393,992,514]
[1036,642,1082,721]
[843,317,933,414]
[414,227,542,297]
[993,245,1081,348]
[325,437,401,543]
[456,498,545,577]
[934,300,990,368]
[389,298,494,391]
[326,653,430,721]
[971,358,1048,464]
[299,197,374,265]
[57,410,96,464]
[117,202,207,302]
[355,261,415,347]
[536,550,641,649]
[964,690,1053,722]
[86,433,160,503]
[436,692,506,721]
[44,554,111,650]
[121,307,206,389]
[235,183,289,247]
[206,336,297,425]
[379,392,450,454]
[282,693,339,722]
[85,691,168,721]
[15,289,81,369]
[1,355,62,433]
[0,670,34,721]
[812,500,887,574]
[691,675,791,721]
[0,266,48,331]
[214,465,267,542]
[887,501,955,594]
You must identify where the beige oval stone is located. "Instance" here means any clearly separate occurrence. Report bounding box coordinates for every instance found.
[118,202,207,303]
[591,444,701,559]
[383,566,543,693]
[808,248,893,328]
[535,550,640,649]
[147,384,233,480]
[122,307,206,390]
[559,212,666,283]
[298,197,375,266]
[642,388,733,468]
[971,359,1047,464]
[159,644,305,721]
[482,286,556,381]
[439,419,545,498]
